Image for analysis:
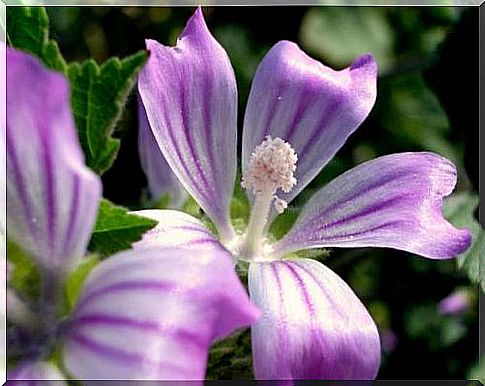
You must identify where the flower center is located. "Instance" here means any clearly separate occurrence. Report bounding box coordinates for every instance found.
[239,136,297,260]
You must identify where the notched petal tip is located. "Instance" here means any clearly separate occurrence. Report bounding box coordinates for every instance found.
[139,11,238,239]
[243,41,379,212]
[273,152,472,261]
[350,53,378,75]
[183,6,208,36]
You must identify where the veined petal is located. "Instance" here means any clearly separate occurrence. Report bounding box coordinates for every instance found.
[272,153,471,259]
[138,8,238,241]
[7,361,67,385]
[137,94,187,208]
[63,228,259,380]
[248,258,380,379]
[5,48,101,273]
[131,209,224,252]
[242,41,377,208]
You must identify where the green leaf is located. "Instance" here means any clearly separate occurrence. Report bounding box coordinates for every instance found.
[67,51,148,174]
[377,72,459,161]
[63,254,99,312]
[300,7,395,73]
[8,7,147,175]
[206,329,253,380]
[7,7,67,73]
[443,192,484,291]
[6,240,42,302]
[88,199,158,257]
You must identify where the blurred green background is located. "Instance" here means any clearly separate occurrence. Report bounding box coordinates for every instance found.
[46,6,479,380]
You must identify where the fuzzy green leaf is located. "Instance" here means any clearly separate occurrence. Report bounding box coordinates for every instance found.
[443,192,484,291]
[8,7,147,175]
[7,7,67,73]
[300,7,394,73]
[88,199,158,257]
[6,240,42,302]
[67,51,148,174]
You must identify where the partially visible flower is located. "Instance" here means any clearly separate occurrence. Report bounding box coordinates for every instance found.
[138,8,471,379]
[138,94,187,208]
[381,328,398,354]
[5,46,258,382]
[439,288,472,316]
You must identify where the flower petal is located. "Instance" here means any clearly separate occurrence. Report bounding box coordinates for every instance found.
[5,48,101,273]
[137,94,187,208]
[138,8,238,241]
[272,152,471,259]
[7,361,67,385]
[131,209,225,252]
[242,41,377,208]
[248,258,380,379]
[62,215,259,380]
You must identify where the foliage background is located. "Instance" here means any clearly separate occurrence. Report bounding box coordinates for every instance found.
[31,6,481,380]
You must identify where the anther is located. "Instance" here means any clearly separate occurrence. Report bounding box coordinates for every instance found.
[241,135,297,213]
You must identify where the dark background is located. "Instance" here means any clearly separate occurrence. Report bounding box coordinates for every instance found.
[47,6,479,380]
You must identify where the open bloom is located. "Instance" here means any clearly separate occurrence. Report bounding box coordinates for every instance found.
[5,46,258,383]
[138,8,472,379]
[438,288,472,316]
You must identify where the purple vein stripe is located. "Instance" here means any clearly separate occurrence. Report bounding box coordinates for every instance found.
[158,92,212,207]
[284,92,313,142]
[282,261,314,316]
[170,225,213,236]
[6,129,37,240]
[179,76,212,197]
[40,123,56,261]
[301,170,416,225]
[71,314,207,349]
[63,173,81,257]
[68,332,192,375]
[269,263,289,349]
[311,220,405,242]
[298,99,341,157]
[286,260,346,319]
[202,64,218,190]
[77,280,175,310]
[314,194,409,233]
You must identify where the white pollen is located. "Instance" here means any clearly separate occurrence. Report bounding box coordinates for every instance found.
[242,136,297,213]
[273,197,288,214]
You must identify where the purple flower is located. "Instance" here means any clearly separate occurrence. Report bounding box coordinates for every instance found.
[438,288,471,316]
[5,46,258,382]
[138,8,472,380]
[381,329,398,354]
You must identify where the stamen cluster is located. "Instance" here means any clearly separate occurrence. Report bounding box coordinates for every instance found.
[242,136,297,213]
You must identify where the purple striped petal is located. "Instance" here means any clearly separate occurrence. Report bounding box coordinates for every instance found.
[242,41,377,208]
[7,361,67,385]
[5,48,101,273]
[63,226,259,380]
[248,258,380,379]
[137,94,187,208]
[272,153,471,259]
[131,209,225,252]
[138,8,237,241]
